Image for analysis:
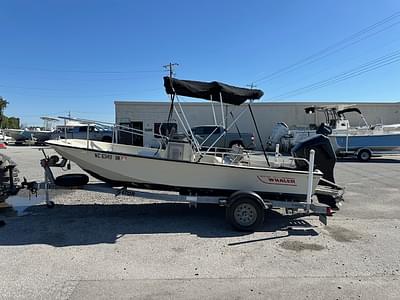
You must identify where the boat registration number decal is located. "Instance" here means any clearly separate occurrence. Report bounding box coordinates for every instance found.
[257,176,297,186]
[94,153,128,161]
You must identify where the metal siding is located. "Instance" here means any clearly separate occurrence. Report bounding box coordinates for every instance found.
[115,101,400,150]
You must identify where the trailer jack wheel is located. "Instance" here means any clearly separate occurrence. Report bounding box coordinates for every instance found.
[46,201,55,208]
[226,197,264,231]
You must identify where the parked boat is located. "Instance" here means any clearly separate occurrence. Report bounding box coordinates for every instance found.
[3,117,59,145]
[45,76,344,223]
[267,105,400,161]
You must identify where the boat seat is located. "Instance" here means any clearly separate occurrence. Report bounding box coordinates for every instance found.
[194,154,223,164]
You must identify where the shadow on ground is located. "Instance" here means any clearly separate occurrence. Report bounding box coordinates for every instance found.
[0,203,318,247]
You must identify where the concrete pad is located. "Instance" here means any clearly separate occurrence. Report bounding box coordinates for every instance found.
[0,147,399,299]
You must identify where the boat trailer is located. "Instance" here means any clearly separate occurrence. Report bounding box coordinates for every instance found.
[1,149,343,231]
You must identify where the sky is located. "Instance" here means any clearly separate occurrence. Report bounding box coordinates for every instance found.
[1,0,400,126]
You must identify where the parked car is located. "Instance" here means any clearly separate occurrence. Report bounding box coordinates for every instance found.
[51,124,113,142]
[191,125,255,149]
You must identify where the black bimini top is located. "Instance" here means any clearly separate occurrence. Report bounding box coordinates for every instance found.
[163,77,264,105]
[304,105,362,116]
[337,108,362,116]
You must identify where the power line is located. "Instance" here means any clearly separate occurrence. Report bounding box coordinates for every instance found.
[0,64,163,74]
[252,11,400,85]
[266,34,400,96]
[267,49,400,100]
[0,87,163,98]
[0,84,76,91]
[163,63,179,77]
[269,51,400,100]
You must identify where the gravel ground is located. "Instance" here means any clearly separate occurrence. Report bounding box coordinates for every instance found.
[0,146,400,299]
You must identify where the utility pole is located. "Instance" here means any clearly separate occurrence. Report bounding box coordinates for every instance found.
[246,82,256,89]
[163,63,179,78]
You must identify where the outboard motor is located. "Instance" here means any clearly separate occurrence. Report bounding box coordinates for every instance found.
[291,134,338,208]
[266,122,289,151]
[316,123,333,136]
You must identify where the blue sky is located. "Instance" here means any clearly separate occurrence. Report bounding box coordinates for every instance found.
[1,0,399,126]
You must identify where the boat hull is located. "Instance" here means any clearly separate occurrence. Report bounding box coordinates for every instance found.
[47,139,322,200]
[331,133,400,152]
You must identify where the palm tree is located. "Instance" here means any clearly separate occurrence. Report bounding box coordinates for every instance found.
[0,97,9,128]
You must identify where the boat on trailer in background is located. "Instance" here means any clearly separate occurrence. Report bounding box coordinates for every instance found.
[267,105,400,161]
[37,76,345,230]
[3,116,59,145]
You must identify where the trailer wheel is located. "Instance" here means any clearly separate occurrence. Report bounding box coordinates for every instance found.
[357,149,371,162]
[54,174,89,187]
[226,197,264,231]
[46,201,55,208]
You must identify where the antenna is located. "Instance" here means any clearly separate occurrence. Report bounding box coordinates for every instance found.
[163,63,179,78]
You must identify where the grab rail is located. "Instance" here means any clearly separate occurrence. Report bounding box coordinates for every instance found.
[58,116,168,152]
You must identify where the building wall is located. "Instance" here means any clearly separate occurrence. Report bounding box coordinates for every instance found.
[115,101,400,148]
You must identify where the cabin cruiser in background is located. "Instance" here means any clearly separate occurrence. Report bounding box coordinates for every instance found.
[45,75,344,224]
[266,105,400,161]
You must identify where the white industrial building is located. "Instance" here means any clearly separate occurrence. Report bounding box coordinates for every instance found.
[115,101,400,149]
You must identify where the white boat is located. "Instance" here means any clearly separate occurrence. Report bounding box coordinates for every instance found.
[267,105,400,161]
[2,128,23,141]
[46,76,343,208]
[47,139,323,199]
[3,117,59,144]
[0,130,15,143]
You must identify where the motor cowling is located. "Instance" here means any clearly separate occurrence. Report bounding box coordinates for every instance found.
[291,134,336,182]
[291,134,338,208]
[316,123,333,136]
[265,122,289,151]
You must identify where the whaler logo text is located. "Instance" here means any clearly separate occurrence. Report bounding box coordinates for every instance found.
[257,176,297,186]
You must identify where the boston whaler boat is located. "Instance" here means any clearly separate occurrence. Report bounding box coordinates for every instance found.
[42,76,344,230]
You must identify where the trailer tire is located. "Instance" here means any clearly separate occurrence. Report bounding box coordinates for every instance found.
[226,196,264,231]
[54,174,89,187]
[46,201,55,208]
[357,149,371,162]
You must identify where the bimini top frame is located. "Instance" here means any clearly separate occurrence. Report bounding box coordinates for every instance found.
[164,76,270,165]
[304,105,369,128]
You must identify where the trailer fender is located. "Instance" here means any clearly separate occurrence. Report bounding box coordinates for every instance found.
[355,148,371,155]
[227,191,267,209]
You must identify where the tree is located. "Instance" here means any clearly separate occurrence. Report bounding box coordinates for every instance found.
[0,97,9,128]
